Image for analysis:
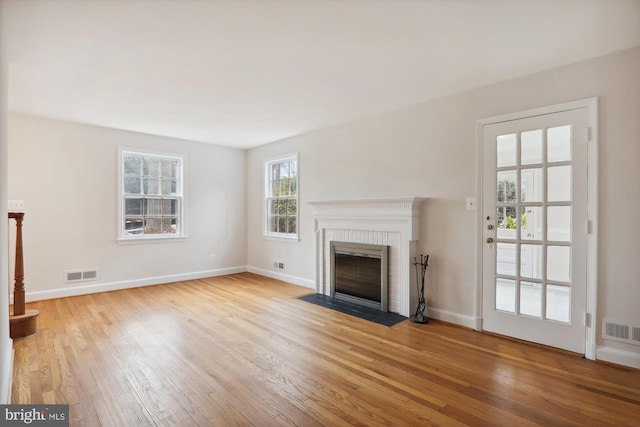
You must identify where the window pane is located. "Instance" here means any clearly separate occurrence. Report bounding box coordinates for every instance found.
[547,125,571,163]
[546,285,570,322]
[520,281,542,317]
[161,179,176,195]
[521,207,542,240]
[287,216,297,234]
[497,206,517,238]
[521,168,542,202]
[497,134,516,167]
[161,159,178,178]
[144,178,161,195]
[497,170,517,203]
[290,177,297,195]
[161,218,177,234]
[520,244,543,279]
[162,199,178,216]
[287,199,297,215]
[144,218,162,234]
[521,130,542,165]
[547,246,570,282]
[496,278,515,312]
[279,179,290,196]
[144,158,161,177]
[125,198,144,215]
[124,156,141,175]
[146,198,161,215]
[280,162,290,178]
[124,177,141,194]
[278,217,286,233]
[548,166,571,202]
[124,218,144,235]
[496,243,516,276]
[548,206,571,242]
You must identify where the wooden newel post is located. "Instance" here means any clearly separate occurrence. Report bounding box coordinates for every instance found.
[8,212,38,338]
[11,212,25,316]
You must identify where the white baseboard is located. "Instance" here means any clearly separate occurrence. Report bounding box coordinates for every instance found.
[0,341,13,404]
[24,266,248,302]
[247,266,315,289]
[596,345,640,369]
[428,307,476,329]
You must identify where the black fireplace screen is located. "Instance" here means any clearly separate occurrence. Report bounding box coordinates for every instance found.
[334,253,381,302]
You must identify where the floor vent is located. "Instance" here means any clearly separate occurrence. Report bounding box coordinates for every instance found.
[65,269,99,283]
[604,320,640,346]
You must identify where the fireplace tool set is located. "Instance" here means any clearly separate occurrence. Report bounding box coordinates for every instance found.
[411,254,429,324]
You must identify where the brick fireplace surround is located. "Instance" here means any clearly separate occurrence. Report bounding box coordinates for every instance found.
[308,197,426,317]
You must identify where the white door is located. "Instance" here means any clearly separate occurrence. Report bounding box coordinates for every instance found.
[482,108,589,354]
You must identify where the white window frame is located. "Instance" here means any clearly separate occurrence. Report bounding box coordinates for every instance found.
[264,153,299,241]
[117,148,186,243]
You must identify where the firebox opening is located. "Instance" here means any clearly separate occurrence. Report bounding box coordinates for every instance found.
[330,241,389,311]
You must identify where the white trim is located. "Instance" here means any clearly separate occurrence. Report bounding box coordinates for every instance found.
[264,152,299,239]
[0,344,12,404]
[429,307,476,329]
[247,266,315,289]
[117,147,187,240]
[476,97,598,358]
[596,346,640,369]
[23,266,247,302]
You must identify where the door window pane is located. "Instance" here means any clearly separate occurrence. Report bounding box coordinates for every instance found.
[546,285,570,322]
[547,125,571,163]
[521,129,542,165]
[496,243,517,276]
[520,281,542,317]
[521,244,543,279]
[496,278,516,312]
[497,134,517,167]
[547,206,571,242]
[497,206,517,239]
[497,170,517,203]
[548,166,571,202]
[547,246,571,282]
[521,207,542,240]
[521,168,543,202]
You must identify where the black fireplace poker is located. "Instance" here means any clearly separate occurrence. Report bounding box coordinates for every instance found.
[411,254,429,324]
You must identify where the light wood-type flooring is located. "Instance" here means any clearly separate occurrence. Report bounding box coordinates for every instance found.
[11,273,640,426]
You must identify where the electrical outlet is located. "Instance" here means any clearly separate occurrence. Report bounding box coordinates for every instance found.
[210,254,216,262]
[8,200,25,211]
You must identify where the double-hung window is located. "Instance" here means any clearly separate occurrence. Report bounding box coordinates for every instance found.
[120,150,183,239]
[265,154,298,239]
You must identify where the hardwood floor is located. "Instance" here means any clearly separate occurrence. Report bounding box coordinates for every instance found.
[11,273,640,426]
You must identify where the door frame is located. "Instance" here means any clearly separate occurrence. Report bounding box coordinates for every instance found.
[474,98,598,360]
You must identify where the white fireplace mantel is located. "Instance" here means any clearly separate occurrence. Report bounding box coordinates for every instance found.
[307,197,426,317]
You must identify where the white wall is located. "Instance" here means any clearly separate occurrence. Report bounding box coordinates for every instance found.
[247,46,640,366]
[0,0,14,404]
[8,115,247,299]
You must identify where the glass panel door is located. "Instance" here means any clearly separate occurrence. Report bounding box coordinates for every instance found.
[482,108,588,354]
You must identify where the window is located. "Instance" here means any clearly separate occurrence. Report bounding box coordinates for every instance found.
[120,150,183,239]
[265,154,298,239]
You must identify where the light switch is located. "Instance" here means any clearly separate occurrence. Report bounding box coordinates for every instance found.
[466,197,476,211]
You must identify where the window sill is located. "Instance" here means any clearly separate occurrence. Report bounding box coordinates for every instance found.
[117,235,189,245]
[262,233,300,243]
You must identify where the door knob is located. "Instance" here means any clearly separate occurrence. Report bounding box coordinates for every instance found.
[486,238,494,244]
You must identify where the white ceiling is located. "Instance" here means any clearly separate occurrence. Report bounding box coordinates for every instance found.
[6,0,640,149]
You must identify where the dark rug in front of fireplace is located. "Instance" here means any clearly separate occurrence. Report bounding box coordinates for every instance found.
[297,293,407,327]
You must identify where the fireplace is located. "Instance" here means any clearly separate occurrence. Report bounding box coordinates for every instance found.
[308,197,426,317]
[330,241,389,311]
